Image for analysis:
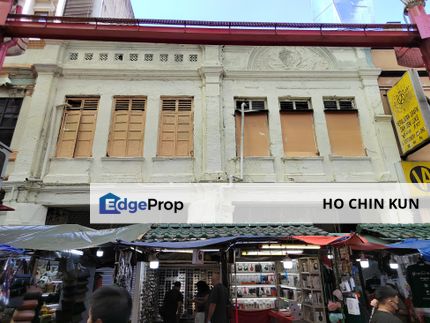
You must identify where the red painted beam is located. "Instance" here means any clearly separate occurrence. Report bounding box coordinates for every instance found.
[0,15,422,48]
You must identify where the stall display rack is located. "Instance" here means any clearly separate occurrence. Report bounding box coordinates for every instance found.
[298,257,326,323]
[231,257,327,321]
[279,259,302,303]
[231,261,278,310]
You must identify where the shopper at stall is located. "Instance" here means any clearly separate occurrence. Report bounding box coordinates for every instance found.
[207,272,229,323]
[87,286,132,323]
[161,281,183,323]
[194,280,210,323]
[370,286,402,323]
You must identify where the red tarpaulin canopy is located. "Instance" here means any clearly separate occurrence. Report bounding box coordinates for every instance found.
[0,204,14,211]
[330,233,387,251]
[292,235,341,246]
[291,234,387,250]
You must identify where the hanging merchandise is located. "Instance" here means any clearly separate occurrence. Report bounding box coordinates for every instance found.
[114,249,133,293]
[406,259,430,308]
[345,297,360,315]
[140,264,158,323]
[0,256,31,306]
[56,257,90,323]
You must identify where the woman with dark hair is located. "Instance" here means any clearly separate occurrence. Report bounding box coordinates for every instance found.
[193,281,210,323]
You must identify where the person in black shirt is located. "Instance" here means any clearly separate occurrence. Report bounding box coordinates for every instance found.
[207,272,229,323]
[370,286,402,323]
[194,281,210,323]
[162,281,184,323]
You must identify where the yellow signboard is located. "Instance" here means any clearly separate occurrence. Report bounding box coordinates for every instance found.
[387,70,430,155]
[402,161,430,184]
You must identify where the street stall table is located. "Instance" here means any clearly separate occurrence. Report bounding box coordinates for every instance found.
[268,310,295,323]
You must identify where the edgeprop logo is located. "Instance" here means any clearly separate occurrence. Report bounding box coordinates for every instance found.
[99,193,184,214]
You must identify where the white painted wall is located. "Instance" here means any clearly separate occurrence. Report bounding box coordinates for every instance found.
[0,41,400,224]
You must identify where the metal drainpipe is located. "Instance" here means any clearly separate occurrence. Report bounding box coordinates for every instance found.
[240,102,246,180]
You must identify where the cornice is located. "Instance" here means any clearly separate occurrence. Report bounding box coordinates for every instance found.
[64,41,201,51]
[61,68,201,80]
[223,69,380,80]
[32,64,63,76]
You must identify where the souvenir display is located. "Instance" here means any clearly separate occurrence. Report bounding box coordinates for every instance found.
[231,258,327,322]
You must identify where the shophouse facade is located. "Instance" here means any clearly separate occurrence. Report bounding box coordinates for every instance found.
[0,40,402,225]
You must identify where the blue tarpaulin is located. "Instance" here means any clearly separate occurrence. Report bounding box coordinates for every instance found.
[387,239,430,261]
[119,235,288,249]
[0,244,25,254]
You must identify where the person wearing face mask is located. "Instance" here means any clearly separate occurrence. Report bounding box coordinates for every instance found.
[370,286,403,323]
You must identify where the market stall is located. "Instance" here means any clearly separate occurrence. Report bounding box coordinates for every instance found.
[0,224,150,323]
[120,225,339,323]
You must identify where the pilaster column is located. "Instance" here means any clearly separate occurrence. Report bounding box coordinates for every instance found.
[198,45,225,180]
[8,64,61,181]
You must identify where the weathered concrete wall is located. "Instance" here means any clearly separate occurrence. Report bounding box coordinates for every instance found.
[0,41,400,224]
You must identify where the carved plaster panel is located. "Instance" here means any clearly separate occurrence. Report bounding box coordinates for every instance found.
[247,47,337,71]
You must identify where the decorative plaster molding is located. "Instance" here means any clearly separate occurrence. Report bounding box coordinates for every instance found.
[248,47,337,71]
[32,64,62,76]
[224,70,370,80]
[61,68,201,80]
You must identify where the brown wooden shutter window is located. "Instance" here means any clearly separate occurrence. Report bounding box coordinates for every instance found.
[157,97,193,157]
[107,97,146,157]
[56,97,99,158]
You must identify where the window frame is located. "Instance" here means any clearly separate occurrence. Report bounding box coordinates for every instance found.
[107,96,147,158]
[0,97,23,147]
[56,96,99,158]
[323,97,366,157]
[279,98,319,157]
[157,96,194,157]
[234,97,271,157]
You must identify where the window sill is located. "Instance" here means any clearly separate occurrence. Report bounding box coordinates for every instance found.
[101,157,145,161]
[328,155,370,161]
[233,156,275,161]
[152,156,194,161]
[282,156,324,161]
[49,157,93,161]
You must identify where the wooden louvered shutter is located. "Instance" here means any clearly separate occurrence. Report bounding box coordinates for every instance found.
[108,97,146,157]
[56,97,98,158]
[176,99,193,156]
[158,98,193,157]
[56,110,81,158]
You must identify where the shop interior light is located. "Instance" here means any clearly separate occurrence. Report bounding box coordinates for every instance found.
[242,250,283,256]
[283,250,303,255]
[149,260,159,269]
[159,249,193,254]
[327,250,334,260]
[261,244,320,250]
[241,250,303,256]
[389,257,399,270]
[359,254,370,269]
[149,254,159,269]
[282,256,294,269]
[96,249,104,257]
[63,249,83,256]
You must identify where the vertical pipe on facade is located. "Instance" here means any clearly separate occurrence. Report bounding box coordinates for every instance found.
[240,102,246,180]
